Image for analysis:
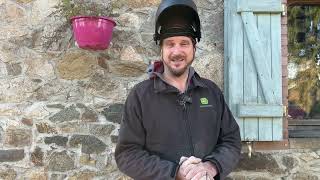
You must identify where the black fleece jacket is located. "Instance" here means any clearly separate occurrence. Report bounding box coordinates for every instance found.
[115,68,241,180]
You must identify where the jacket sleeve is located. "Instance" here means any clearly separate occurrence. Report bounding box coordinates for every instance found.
[203,92,241,180]
[115,88,178,180]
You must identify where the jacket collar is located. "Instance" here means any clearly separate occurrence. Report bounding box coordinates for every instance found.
[153,67,207,93]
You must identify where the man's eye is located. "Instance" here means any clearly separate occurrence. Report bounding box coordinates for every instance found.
[166,43,174,47]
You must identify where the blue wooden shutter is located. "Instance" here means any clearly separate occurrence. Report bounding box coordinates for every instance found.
[224,0,283,141]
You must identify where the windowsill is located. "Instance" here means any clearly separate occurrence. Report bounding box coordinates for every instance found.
[288,0,320,6]
[241,137,320,152]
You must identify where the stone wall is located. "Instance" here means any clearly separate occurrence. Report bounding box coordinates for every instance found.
[1,0,320,179]
[0,0,224,179]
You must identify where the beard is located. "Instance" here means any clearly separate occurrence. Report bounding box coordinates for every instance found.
[162,54,194,77]
[165,61,190,77]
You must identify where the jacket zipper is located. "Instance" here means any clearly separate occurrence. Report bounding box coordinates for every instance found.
[183,104,195,155]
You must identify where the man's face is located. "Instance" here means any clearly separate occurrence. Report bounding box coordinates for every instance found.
[161,36,195,77]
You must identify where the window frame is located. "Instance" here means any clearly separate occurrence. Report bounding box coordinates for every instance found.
[286,0,320,138]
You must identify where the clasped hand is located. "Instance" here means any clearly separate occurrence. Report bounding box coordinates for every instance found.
[176,156,217,180]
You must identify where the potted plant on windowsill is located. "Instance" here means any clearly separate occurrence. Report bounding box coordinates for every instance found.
[55,0,116,50]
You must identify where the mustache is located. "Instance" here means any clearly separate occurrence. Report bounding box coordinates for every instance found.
[170,54,186,60]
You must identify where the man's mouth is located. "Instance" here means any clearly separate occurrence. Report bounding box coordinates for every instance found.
[171,59,184,68]
[171,58,184,62]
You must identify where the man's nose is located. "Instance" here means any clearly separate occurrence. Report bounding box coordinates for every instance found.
[171,46,183,55]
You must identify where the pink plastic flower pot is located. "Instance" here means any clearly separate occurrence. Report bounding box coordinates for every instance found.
[71,16,116,50]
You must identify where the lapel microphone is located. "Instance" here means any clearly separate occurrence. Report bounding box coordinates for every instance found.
[177,93,192,107]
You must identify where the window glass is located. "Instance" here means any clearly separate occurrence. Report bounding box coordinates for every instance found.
[288,5,320,120]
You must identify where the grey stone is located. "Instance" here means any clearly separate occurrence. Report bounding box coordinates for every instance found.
[309,159,320,172]
[50,174,67,180]
[48,151,74,172]
[252,177,274,180]
[85,73,119,96]
[4,126,32,147]
[111,135,118,144]
[40,20,71,51]
[117,13,141,29]
[5,62,22,76]
[90,124,115,137]
[31,80,76,102]
[225,175,246,180]
[44,136,68,146]
[46,104,65,109]
[292,172,319,180]
[235,152,281,173]
[135,45,158,60]
[31,147,43,166]
[76,103,98,122]
[79,154,96,166]
[31,79,42,83]
[0,77,41,103]
[95,154,107,170]
[113,0,157,10]
[32,86,50,101]
[81,107,98,122]
[299,152,319,162]
[69,135,107,154]
[112,29,142,47]
[282,155,297,170]
[25,57,55,79]
[0,167,17,180]
[0,126,3,143]
[76,103,87,108]
[120,46,143,62]
[105,154,120,174]
[193,52,224,89]
[49,105,80,123]
[0,149,24,162]
[7,28,40,48]
[102,104,124,124]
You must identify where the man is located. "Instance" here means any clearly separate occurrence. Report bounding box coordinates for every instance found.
[115,0,241,179]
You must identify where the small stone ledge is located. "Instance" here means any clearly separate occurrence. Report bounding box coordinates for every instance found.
[241,138,320,152]
[289,138,320,149]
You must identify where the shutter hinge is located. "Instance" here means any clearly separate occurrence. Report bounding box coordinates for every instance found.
[283,105,288,117]
[247,141,253,158]
[282,4,286,16]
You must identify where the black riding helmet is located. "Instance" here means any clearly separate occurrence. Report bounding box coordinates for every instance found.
[154,0,201,44]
